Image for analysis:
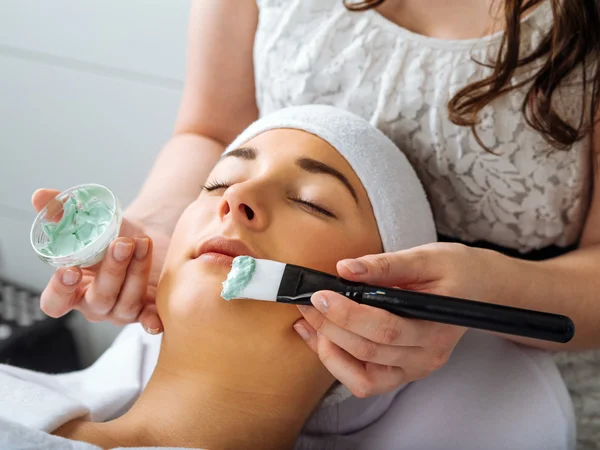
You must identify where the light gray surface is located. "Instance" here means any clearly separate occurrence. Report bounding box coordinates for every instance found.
[0,1,188,362]
[0,0,188,80]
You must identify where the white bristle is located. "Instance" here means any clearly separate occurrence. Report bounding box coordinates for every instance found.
[237,258,286,302]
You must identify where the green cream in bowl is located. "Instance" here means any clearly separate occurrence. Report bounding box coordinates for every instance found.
[30,183,122,268]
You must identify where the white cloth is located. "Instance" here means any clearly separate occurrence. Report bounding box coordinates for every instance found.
[226,104,437,254]
[0,417,191,450]
[0,323,160,431]
[0,418,101,450]
[0,324,575,449]
[252,1,597,444]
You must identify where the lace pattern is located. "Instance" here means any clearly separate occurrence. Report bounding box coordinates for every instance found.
[254,0,592,254]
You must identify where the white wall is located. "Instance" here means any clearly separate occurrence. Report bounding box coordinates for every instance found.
[0,0,189,366]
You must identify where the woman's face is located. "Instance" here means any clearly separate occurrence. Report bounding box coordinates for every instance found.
[156,129,382,361]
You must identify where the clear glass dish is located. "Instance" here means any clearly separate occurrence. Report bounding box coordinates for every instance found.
[30,183,122,268]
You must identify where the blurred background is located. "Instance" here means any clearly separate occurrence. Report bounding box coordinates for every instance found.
[0,0,189,368]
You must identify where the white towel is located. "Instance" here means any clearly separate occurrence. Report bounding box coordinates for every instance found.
[0,324,158,432]
[0,326,575,449]
[0,416,194,450]
[226,104,437,253]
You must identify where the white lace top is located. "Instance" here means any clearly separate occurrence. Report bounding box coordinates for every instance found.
[253,0,593,253]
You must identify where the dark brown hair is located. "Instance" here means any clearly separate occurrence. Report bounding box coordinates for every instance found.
[343,0,600,151]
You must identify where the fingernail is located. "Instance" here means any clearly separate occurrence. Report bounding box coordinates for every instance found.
[62,268,80,286]
[297,305,308,312]
[341,259,367,275]
[114,241,133,262]
[294,324,311,341]
[134,238,149,260]
[312,293,329,313]
[144,326,162,335]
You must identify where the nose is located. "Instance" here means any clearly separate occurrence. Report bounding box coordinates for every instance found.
[218,182,268,230]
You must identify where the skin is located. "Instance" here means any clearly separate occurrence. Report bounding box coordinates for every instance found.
[52,128,383,449]
[35,0,600,398]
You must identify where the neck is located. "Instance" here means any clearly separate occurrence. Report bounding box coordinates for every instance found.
[105,361,315,449]
[56,304,334,449]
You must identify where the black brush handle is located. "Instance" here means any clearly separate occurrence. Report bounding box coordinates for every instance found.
[276,264,574,343]
[358,288,574,343]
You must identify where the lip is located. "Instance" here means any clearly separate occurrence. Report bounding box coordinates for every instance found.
[192,236,258,265]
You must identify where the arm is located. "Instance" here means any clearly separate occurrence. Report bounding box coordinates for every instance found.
[34,0,259,331]
[126,0,259,236]
[497,121,600,350]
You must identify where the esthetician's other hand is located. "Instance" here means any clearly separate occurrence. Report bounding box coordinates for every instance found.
[32,189,169,334]
[294,243,507,397]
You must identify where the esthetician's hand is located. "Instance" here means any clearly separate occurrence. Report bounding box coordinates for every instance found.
[32,189,168,334]
[294,243,506,397]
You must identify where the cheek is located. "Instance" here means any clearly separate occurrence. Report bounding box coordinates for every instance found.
[165,199,217,257]
[272,217,379,275]
[163,205,196,265]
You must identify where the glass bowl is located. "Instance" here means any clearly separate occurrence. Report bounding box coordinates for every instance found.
[30,183,122,268]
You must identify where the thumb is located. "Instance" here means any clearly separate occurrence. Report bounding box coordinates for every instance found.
[337,250,430,287]
[31,189,61,212]
[138,303,163,335]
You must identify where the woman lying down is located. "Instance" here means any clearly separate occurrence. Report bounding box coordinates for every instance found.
[0,105,574,450]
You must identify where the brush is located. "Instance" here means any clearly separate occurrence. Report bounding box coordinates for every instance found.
[221,256,574,343]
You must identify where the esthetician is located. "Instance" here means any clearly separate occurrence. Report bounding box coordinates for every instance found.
[34,0,599,434]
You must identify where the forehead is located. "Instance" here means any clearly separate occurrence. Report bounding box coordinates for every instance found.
[219,128,375,210]
[242,128,352,171]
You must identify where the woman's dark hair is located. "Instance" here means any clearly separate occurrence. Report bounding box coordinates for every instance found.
[343,0,600,151]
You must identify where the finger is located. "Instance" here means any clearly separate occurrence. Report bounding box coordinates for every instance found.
[39,267,83,318]
[110,237,152,322]
[293,317,318,353]
[299,302,435,374]
[307,291,431,346]
[74,304,108,323]
[138,303,163,335]
[337,247,432,287]
[316,335,407,398]
[312,291,465,364]
[31,189,61,212]
[85,238,134,315]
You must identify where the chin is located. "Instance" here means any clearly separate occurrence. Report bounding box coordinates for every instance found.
[156,260,228,326]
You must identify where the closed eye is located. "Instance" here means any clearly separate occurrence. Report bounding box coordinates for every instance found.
[203,180,336,218]
[203,181,230,192]
[291,197,336,219]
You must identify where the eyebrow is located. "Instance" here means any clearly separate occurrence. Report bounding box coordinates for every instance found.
[221,146,358,202]
[295,157,358,202]
[220,146,258,161]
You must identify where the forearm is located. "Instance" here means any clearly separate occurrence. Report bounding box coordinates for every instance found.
[126,132,224,236]
[489,244,600,350]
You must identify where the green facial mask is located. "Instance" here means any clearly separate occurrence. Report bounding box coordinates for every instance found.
[39,186,113,257]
